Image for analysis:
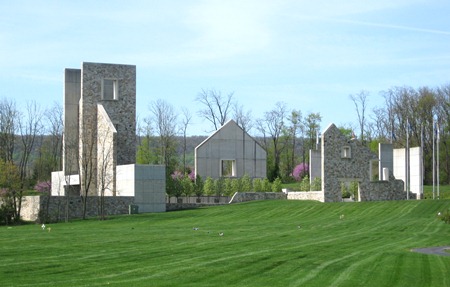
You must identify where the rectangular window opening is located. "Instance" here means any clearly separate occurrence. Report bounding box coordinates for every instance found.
[370,160,379,181]
[341,146,351,158]
[221,160,236,177]
[103,79,119,100]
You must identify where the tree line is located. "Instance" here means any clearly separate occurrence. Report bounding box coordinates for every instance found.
[1,84,449,223]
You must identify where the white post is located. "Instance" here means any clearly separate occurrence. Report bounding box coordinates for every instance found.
[432,119,435,200]
[437,122,440,200]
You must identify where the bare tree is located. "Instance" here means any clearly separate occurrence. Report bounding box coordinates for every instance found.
[288,109,302,172]
[256,102,288,180]
[196,89,234,131]
[79,121,96,220]
[233,102,253,133]
[304,112,322,155]
[350,91,369,143]
[97,113,116,220]
[14,101,43,221]
[180,107,192,174]
[149,99,178,171]
[0,98,18,162]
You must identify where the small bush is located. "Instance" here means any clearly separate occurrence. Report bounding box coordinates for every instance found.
[438,209,450,224]
[272,178,282,192]
[262,178,272,192]
[299,176,310,191]
[253,178,263,192]
[241,174,252,192]
[311,177,321,191]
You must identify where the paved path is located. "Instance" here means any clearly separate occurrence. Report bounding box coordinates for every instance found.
[411,246,450,257]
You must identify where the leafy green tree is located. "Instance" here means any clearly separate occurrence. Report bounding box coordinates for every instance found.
[223,178,234,196]
[299,175,310,191]
[241,174,252,192]
[214,178,224,197]
[311,177,321,191]
[231,178,241,193]
[194,175,204,199]
[0,160,21,224]
[253,178,262,192]
[262,178,271,192]
[136,137,158,164]
[181,176,194,197]
[203,177,215,196]
[272,177,282,192]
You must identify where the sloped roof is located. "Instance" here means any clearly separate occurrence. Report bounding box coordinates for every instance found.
[195,119,264,151]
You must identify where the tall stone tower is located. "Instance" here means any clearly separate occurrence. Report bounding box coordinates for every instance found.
[62,62,136,195]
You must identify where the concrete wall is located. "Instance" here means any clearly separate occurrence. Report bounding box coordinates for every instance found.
[63,68,81,175]
[97,104,117,196]
[394,147,423,197]
[116,164,166,212]
[379,143,393,180]
[309,149,321,183]
[195,120,266,179]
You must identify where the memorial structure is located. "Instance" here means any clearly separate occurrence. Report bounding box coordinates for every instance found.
[51,62,165,213]
[195,119,266,179]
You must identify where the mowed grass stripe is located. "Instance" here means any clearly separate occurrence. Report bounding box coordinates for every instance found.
[1,200,450,286]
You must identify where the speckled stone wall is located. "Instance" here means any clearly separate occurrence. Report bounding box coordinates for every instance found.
[321,124,406,202]
[77,62,136,195]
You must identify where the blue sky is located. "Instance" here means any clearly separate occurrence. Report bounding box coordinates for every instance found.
[1,0,449,135]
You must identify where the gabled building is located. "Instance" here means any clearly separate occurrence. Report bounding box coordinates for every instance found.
[195,120,266,179]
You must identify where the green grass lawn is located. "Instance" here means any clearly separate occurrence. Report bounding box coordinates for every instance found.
[1,199,450,286]
[424,185,450,200]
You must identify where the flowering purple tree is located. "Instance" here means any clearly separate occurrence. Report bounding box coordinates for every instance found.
[292,163,309,181]
[34,181,51,193]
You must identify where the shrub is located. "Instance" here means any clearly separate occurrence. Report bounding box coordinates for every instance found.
[223,178,234,196]
[214,178,224,196]
[194,175,204,197]
[272,177,282,192]
[203,177,215,196]
[311,177,321,191]
[34,181,51,193]
[349,181,359,199]
[438,209,450,224]
[292,163,309,181]
[231,178,241,194]
[262,178,272,192]
[181,176,194,197]
[253,178,263,192]
[241,174,252,192]
[299,175,310,191]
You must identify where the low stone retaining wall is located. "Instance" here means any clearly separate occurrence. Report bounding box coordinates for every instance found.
[229,192,287,203]
[287,191,324,202]
[21,196,135,222]
[166,196,231,204]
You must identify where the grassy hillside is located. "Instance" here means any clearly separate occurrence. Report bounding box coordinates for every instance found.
[1,200,450,286]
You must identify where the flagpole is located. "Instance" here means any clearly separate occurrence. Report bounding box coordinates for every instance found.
[432,119,435,200]
[437,122,440,200]
[420,125,424,199]
[406,119,409,200]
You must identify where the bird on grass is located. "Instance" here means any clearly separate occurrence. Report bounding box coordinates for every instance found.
[41,224,46,230]
[219,232,224,236]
